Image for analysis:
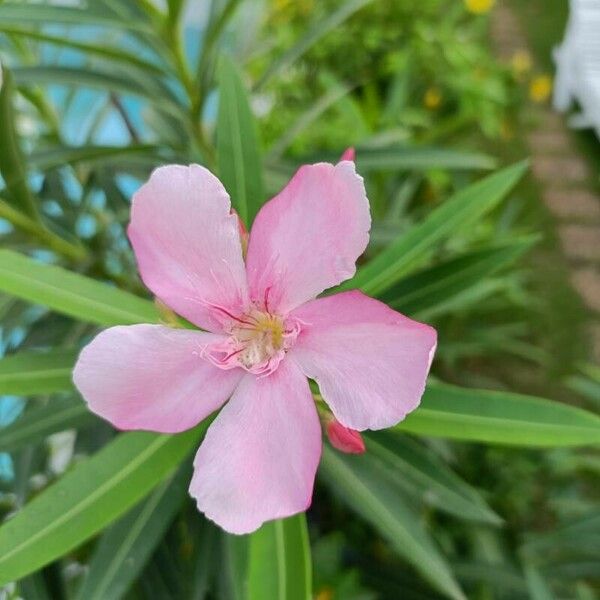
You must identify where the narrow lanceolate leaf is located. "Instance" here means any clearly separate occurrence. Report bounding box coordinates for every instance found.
[364,432,501,525]
[0,65,37,219]
[343,161,529,296]
[0,424,207,585]
[76,466,191,600]
[247,514,312,600]
[29,145,164,172]
[355,146,496,172]
[0,350,76,395]
[0,5,152,31]
[0,250,158,326]
[254,0,374,90]
[397,382,600,447]
[217,56,264,226]
[381,238,537,317]
[320,446,465,600]
[0,398,94,453]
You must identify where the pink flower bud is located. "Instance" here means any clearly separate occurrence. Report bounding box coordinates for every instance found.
[340,147,356,162]
[326,418,365,454]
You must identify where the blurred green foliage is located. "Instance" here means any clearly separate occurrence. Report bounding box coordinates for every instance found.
[0,1,597,599]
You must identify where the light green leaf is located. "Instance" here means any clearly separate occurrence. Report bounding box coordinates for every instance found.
[0,398,93,453]
[13,66,181,118]
[0,5,152,31]
[217,56,264,226]
[0,64,37,219]
[0,250,159,326]
[75,466,190,600]
[397,382,600,446]
[355,146,496,172]
[254,0,374,90]
[342,161,528,296]
[364,432,501,525]
[0,424,207,585]
[522,563,554,600]
[0,26,165,75]
[320,446,465,600]
[247,514,312,600]
[381,238,537,317]
[29,144,165,172]
[0,350,76,396]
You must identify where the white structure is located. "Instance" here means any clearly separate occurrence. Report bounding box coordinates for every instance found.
[553,0,600,138]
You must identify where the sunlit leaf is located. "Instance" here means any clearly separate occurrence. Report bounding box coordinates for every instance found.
[397,382,600,446]
[0,250,158,326]
[0,424,207,585]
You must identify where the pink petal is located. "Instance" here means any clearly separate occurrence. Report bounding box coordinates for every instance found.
[291,291,437,431]
[189,359,321,534]
[245,162,370,314]
[326,418,366,454]
[128,165,249,332]
[73,325,243,433]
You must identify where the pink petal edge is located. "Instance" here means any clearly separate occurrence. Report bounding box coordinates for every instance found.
[128,164,249,333]
[245,161,371,315]
[73,325,243,433]
[291,290,437,431]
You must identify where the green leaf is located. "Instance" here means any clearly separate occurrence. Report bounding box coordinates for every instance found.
[254,0,374,90]
[364,432,501,525]
[75,466,190,600]
[397,382,600,446]
[247,514,312,600]
[0,350,76,396]
[320,446,465,600]
[522,563,554,600]
[0,64,37,219]
[355,146,496,172]
[0,5,152,31]
[217,532,249,600]
[343,161,529,296]
[0,250,159,326]
[0,424,207,585]
[381,238,537,317]
[0,398,94,453]
[29,144,165,172]
[0,27,165,76]
[12,66,181,118]
[217,56,264,226]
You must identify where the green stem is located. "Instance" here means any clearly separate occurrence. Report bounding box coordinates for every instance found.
[0,198,89,263]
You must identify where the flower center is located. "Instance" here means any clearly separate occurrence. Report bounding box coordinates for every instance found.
[205,309,300,375]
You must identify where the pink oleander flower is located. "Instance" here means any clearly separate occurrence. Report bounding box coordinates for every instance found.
[73,154,437,534]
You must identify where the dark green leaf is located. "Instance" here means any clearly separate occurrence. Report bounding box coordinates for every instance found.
[343,161,528,296]
[0,398,94,453]
[320,446,465,600]
[217,56,264,226]
[75,466,190,600]
[0,64,37,218]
